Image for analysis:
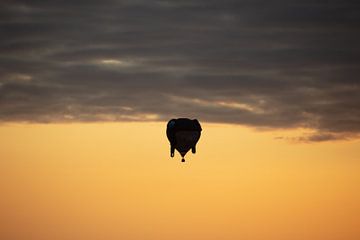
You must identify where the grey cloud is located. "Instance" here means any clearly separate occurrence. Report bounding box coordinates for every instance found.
[0,0,360,141]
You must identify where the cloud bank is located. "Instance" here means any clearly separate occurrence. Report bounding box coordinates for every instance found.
[1,0,360,141]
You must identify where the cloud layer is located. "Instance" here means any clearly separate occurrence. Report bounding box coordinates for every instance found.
[1,0,360,141]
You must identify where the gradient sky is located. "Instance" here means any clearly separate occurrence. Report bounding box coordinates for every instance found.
[1,1,360,240]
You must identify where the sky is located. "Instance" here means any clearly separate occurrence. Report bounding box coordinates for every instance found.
[1,0,360,141]
[1,1,360,240]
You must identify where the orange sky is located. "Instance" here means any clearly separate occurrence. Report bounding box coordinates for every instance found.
[1,122,359,240]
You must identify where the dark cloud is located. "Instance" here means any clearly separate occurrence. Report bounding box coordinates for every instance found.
[1,0,360,141]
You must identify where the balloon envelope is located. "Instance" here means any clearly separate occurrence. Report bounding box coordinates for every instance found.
[166,118,202,160]
[175,130,201,157]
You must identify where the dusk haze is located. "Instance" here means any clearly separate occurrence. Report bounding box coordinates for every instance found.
[1,1,359,240]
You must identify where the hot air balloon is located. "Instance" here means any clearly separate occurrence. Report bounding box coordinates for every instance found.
[166,118,202,162]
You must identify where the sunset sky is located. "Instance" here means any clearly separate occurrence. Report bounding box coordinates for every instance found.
[1,1,360,240]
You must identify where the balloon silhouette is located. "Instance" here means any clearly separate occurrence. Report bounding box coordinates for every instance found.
[166,118,202,162]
